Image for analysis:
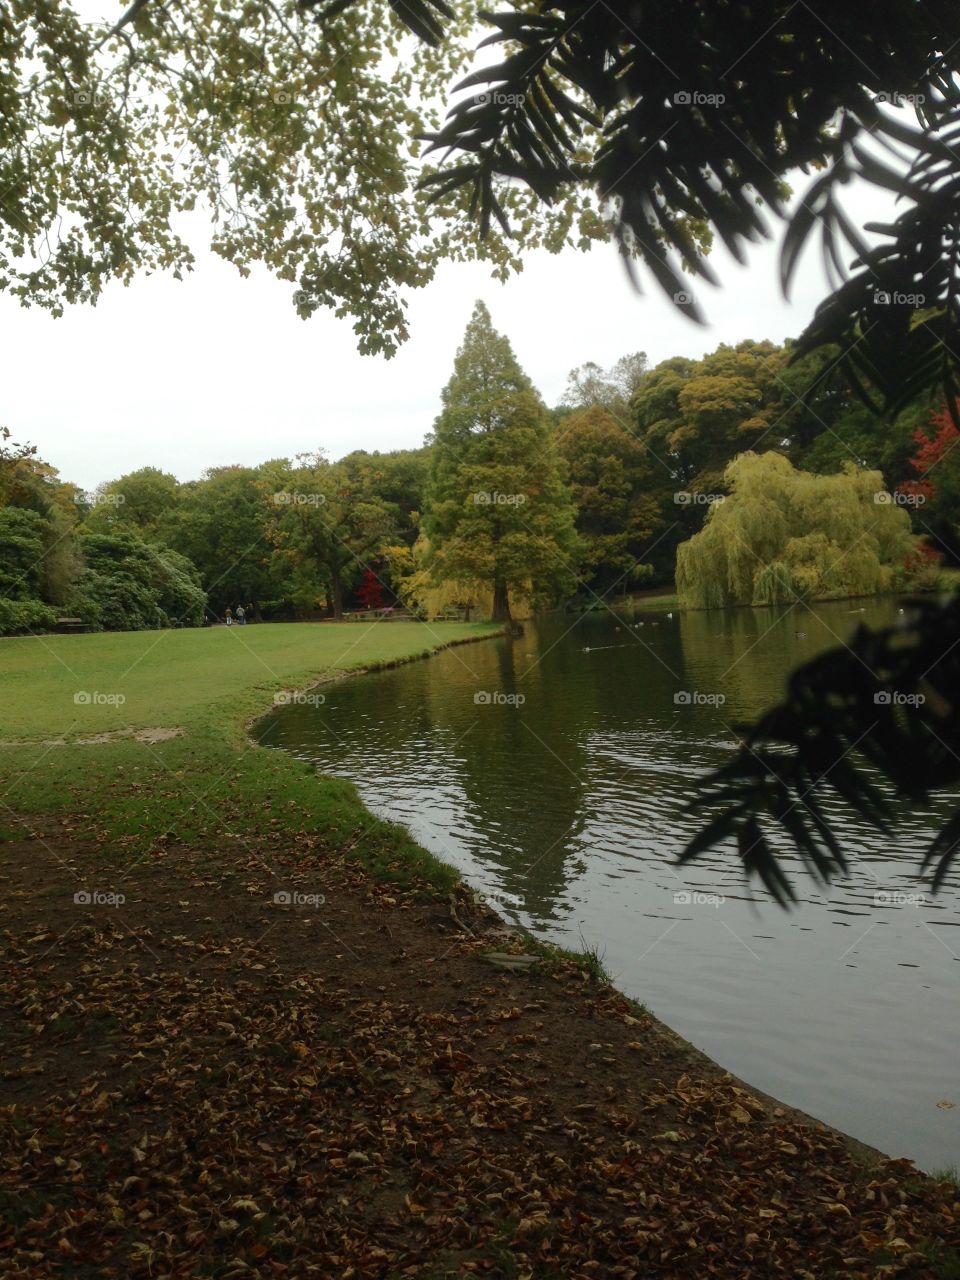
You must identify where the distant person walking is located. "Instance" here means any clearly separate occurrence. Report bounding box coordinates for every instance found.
[225,607,233,627]
[236,605,246,625]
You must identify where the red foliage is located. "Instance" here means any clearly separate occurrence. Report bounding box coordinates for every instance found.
[356,567,385,610]
[903,401,960,501]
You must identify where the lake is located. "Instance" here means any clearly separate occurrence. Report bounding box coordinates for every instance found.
[255,598,960,1171]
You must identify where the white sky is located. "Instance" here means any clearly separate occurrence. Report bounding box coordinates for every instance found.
[2,197,863,493]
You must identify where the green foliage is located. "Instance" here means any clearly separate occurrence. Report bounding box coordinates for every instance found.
[267,453,396,618]
[422,301,579,619]
[0,506,46,600]
[556,406,656,593]
[78,530,206,630]
[676,453,917,609]
[166,465,282,615]
[633,341,787,493]
[0,596,58,636]
[81,467,181,543]
[0,0,604,355]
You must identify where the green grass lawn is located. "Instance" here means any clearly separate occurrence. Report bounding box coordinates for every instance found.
[0,620,496,884]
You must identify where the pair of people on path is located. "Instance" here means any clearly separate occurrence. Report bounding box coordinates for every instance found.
[224,605,246,627]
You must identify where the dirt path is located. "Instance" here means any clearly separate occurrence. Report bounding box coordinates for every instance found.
[1,830,958,1278]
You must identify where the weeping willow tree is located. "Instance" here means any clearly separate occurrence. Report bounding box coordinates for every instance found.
[676,453,917,609]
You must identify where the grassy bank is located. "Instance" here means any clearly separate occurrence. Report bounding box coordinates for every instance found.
[3,619,960,1277]
[0,620,495,885]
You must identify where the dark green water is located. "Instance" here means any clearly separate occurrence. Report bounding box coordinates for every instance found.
[256,599,960,1171]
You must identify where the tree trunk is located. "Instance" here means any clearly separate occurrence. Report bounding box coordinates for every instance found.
[491,575,512,623]
[330,573,344,620]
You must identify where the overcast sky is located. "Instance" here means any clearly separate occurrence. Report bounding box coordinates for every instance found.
[1,170,887,494]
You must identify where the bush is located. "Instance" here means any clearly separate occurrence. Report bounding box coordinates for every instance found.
[77,530,207,630]
[0,598,58,636]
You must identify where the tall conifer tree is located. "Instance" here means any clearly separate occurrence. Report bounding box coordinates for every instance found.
[423,302,579,621]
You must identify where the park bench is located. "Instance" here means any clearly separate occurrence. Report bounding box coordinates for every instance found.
[55,617,89,634]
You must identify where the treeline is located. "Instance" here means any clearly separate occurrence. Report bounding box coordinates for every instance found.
[0,302,953,634]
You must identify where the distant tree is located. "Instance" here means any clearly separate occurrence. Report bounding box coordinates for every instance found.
[676,452,917,609]
[560,352,648,420]
[0,507,47,602]
[422,301,579,621]
[338,447,429,551]
[634,341,787,494]
[168,466,282,615]
[355,567,385,610]
[556,406,657,594]
[267,454,394,619]
[82,468,181,543]
[901,404,960,562]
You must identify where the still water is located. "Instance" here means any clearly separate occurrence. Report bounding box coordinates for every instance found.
[256,599,960,1171]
